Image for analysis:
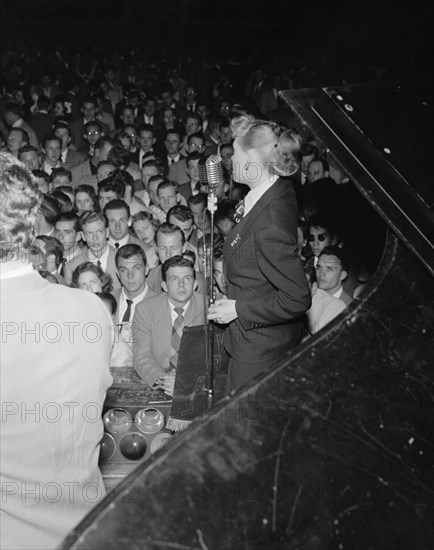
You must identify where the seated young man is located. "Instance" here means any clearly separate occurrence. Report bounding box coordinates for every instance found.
[63,210,121,289]
[54,211,83,263]
[111,244,156,361]
[146,222,206,295]
[147,175,164,210]
[41,134,63,175]
[79,120,104,158]
[98,171,148,216]
[53,120,87,169]
[50,166,73,189]
[177,151,203,202]
[151,180,186,224]
[98,177,126,211]
[137,158,164,204]
[304,264,346,335]
[133,123,156,168]
[18,144,40,171]
[132,255,205,394]
[316,245,353,306]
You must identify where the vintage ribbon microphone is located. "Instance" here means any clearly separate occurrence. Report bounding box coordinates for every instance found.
[198,155,222,404]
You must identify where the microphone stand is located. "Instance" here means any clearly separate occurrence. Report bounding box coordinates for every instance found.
[205,186,218,408]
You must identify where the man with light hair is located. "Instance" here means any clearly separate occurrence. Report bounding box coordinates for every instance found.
[0,152,112,550]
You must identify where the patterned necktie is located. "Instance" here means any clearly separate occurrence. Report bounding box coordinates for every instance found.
[233,199,245,223]
[96,260,102,268]
[169,307,184,370]
[122,299,133,323]
[114,242,120,249]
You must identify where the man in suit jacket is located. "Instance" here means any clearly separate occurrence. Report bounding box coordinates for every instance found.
[160,129,184,177]
[112,244,156,324]
[53,121,87,170]
[63,210,121,290]
[130,124,156,169]
[133,256,205,393]
[168,132,206,186]
[0,152,113,550]
[111,244,156,365]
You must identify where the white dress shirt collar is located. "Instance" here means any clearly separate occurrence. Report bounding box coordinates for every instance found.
[168,298,190,324]
[243,175,279,217]
[108,235,129,249]
[87,245,110,270]
[333,286,343,299]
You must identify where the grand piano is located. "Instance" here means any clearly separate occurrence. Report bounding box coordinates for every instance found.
[61,81,434,550]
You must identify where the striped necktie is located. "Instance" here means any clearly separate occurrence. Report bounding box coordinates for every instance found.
[169,307,185,370]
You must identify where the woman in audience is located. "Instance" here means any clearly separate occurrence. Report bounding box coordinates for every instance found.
[74,185,99,216]
[71,261,113,293]
[131,210,160,260]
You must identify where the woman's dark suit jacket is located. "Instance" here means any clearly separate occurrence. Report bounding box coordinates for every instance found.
[223,177,311,367]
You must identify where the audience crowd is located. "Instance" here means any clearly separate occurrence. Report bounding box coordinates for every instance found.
[0,40,386,382]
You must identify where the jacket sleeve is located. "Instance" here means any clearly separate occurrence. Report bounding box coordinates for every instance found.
[235,226,311,330]
[132,302,165,387]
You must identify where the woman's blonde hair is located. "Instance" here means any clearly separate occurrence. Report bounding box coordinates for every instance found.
[230,115,302,177]
[0,152,42,261]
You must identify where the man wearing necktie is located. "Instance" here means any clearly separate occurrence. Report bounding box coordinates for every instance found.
[133,255,205,395]
[112,244,156,355]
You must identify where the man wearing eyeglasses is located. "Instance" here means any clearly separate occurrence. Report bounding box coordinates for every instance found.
[79,120,104,158]
[307,214,339,267]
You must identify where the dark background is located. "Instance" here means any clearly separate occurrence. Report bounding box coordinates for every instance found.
[1,0,432,82]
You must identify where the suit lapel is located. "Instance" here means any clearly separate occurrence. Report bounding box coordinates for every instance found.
[155,296,172,359]
[225,179,284,260]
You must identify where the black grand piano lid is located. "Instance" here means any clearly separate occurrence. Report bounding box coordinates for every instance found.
[280,80,434,277]
[60,83,434,550]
